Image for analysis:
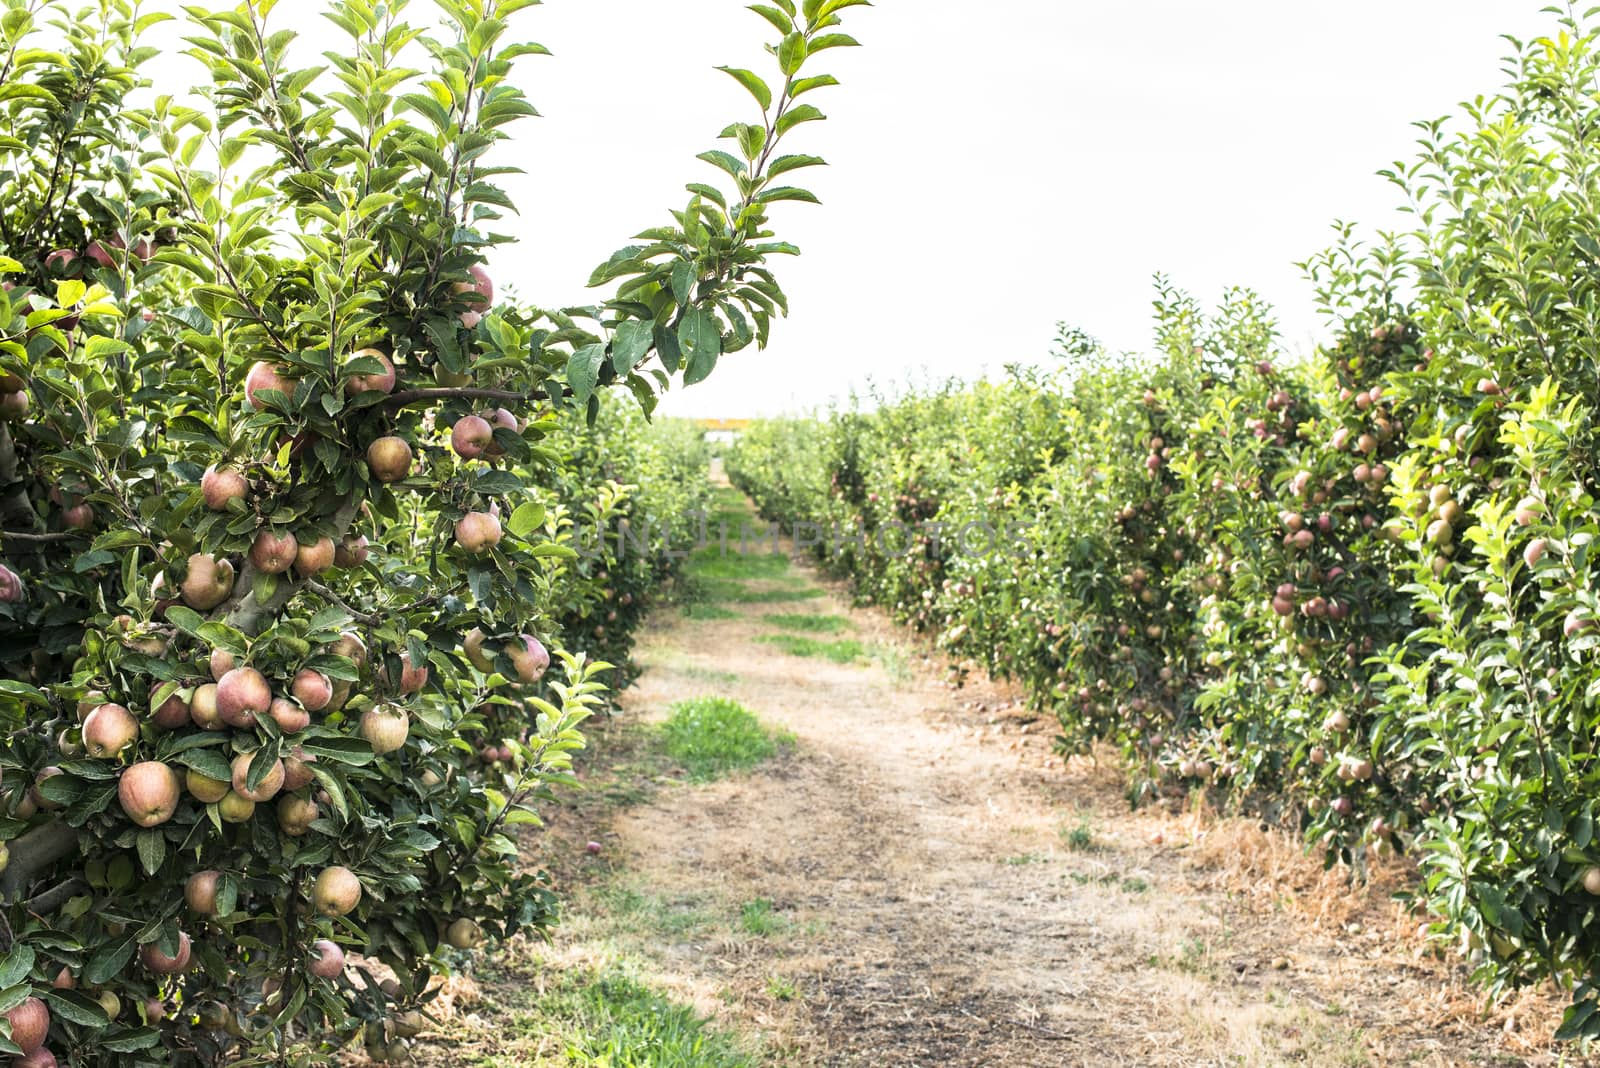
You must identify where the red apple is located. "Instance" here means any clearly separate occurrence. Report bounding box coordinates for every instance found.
[185,870,222,915]
[231,751,286,802]
[397,652,428,694]
[345,348,396,395]
[334,534,369,568]
[451,414,493,459]
[118,762,180,827]
[244,361,295,408]
[291,669,332,712]
[294,536,336,576]
[308,939,345,978]
[454,511,501,553]
[201,465,248,511]
[269,697,310,734]
[139,932,192,975]
[83,702,138,758]
[508,635,549,683]
[5,997,49,1053]
[149,682,190,729]
[217,666,271,727]
[249,529,299,574]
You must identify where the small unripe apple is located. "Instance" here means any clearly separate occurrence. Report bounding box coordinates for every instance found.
[249,529,299,574]
[366,436,414,484]
[180,553,236,611]
[189,682,224,731]
[463,628,494,672]
[1565,611,1593,638]
[217,790,256,823]
[312,865,363,917]
[118,762,180,827]
[444,917,484,949]
[186,768,231,803]
[359,705,410,755]
[45,248,77,273]
[1583,867,1600,896]
[201,465,248,511]
[60,503,93,529]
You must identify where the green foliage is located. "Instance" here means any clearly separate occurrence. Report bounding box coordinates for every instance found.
[659,697,784,782]
[727,10,1600,1042]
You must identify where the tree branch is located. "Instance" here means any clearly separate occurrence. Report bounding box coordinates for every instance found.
[1,530,77,544]
[0,423,41,529]
[303,579,382,627]
[383,384,567,409]
[0,821,79,903]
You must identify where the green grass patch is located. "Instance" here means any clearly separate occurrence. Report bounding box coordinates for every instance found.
[758,634,866,664]
[493,967,761,1068]
[660,696,790,782]
[761,612,851,634]
[738,898,790,937]
[695,577,823,604]
[1061,818,1096,852]
[685,550,791,580]
[682,602,740,620]
[595,883,716,938]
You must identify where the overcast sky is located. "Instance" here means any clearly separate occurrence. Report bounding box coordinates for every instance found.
[159,2,1554,417]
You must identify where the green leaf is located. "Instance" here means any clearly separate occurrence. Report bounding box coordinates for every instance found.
[716,67,771,111]
[136,829,166,876]
[508,501,547,539]
[0,947,35,990]
[767,153,827,177]
[83,936,137,985]
[679,307,723,385]
[612,319,654,376]
[747,3,794,33]
[775,104,825,136]
[567,343,606,406]
[43,989,109,1027]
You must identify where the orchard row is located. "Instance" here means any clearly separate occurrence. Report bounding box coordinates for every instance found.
[732,14,1600,1042]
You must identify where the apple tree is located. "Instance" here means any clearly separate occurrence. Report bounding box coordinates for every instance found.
[0,0,868,1063]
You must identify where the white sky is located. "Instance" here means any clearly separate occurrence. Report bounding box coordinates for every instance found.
[150,2,1552,417]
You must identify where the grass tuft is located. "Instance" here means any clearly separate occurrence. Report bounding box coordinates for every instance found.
[660,696,789,782]
[758,634,865,664]
[738,897,789,936]
[517,968,762,1068]
[761,613,851,634]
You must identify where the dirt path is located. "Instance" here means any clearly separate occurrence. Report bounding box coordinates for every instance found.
[429,485,1588,1067]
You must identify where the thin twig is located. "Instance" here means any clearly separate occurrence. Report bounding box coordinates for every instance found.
[303,579,382,626]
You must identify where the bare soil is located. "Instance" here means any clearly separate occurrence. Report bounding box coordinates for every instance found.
[423,489,1595,1067]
